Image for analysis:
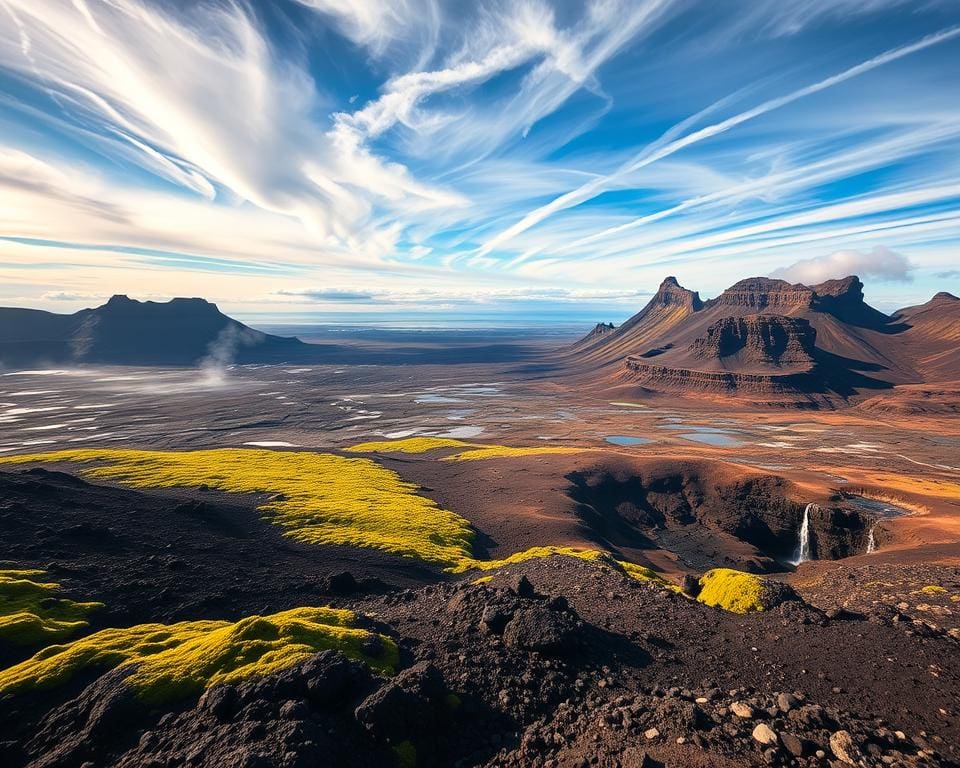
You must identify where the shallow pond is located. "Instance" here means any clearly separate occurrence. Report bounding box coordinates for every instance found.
[414,394,466,404]
[677,431,744,447]
[604,435,654,446]
[843,494,912,518]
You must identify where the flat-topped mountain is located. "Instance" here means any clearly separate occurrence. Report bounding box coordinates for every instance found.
[0,295,307,366]
[572,275,960,407]
[712,277,816,310]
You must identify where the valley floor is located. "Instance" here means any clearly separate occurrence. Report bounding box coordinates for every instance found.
[1,361,958,767]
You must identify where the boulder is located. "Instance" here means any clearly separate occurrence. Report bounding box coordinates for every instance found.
[781,732,805,757]
[503,606,575,655]
[777,692,798,713]
[481,606,512,635]
[680,574,701,597]
[752,723,779,746]
[508,575,536,598]
[830,730,861,765]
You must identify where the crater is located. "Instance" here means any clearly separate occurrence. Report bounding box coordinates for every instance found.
[564,460,890,573]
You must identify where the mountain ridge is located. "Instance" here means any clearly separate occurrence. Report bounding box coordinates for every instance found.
[571,274,960,407]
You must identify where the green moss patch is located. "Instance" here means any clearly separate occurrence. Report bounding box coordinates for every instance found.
[454,546,679,591]
[0,569,102,646]
[697,569,770,614]
[0,449,475,569]
[0,450,677,590]
[346,438,584,461]
[0,606,397,704]
[346,437,479,454]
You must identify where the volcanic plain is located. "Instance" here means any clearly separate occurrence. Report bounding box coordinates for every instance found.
[1,284,959,768]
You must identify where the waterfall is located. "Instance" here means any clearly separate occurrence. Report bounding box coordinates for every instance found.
[792,503,814,565]
[866,524,877,554]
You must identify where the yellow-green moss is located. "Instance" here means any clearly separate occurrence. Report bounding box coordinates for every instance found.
[920,585,948,595]
[0,449,475,568]
[0,606,397,703]
[0,569,102,645]
[471,575,494,585]
[443,446,584,461]
[696,569,767,614]
[345,437,479,454]
[346,438,584,462]
[454,546,677,590]
[619,560,672,585]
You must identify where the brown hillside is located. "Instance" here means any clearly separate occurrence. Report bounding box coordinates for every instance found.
[570,275,958,407]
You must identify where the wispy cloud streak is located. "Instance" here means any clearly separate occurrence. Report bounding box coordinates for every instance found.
[479,24,960,256]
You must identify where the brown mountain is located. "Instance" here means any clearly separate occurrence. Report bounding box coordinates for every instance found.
[887,291,960,382]
[570,275,959,407]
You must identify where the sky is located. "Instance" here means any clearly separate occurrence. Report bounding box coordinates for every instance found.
[1,0,959,326]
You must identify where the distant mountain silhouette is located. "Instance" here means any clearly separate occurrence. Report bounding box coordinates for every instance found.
[0,295,307,366]
[571,275,960,407]
[0,295,549,368]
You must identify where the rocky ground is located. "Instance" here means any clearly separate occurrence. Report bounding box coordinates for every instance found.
[0,467,440,655]
[2,554,958,768]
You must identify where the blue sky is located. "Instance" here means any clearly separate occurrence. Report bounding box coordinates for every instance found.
[1,0,959,325]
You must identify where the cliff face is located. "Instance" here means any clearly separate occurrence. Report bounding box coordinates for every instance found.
[566,459,877,572]
[620,314,822,400]
[688,315,816,367]
[619,361,823,400]
[710,278,815,311]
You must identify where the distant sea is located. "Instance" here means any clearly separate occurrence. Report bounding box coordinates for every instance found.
[243,307,632,338]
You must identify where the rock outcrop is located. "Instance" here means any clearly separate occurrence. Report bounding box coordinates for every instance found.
[711,278,815,310]
[688,315,817,367]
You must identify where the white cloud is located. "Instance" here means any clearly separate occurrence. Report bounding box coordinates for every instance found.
[730,0,926,40]
[331,0,675,170]
[1,0,958,313]
[41,290,103,301]
[478,23,960,257]
[275,288,374,301]
[0,0,460,251]
[771,246,914,284]
[293,0,439,59]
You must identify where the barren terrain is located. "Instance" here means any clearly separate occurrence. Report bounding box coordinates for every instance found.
[1,339,958,767]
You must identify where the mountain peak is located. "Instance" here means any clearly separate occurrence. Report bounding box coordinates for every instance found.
[653,276,702,310]
[812,275,864,300]
[931,291,959,303]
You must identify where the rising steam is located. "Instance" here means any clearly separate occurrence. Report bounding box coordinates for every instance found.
[199,325,265,385]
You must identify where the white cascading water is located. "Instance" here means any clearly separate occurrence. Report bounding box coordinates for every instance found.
[792,503,814,565]
[866,524,877,554]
